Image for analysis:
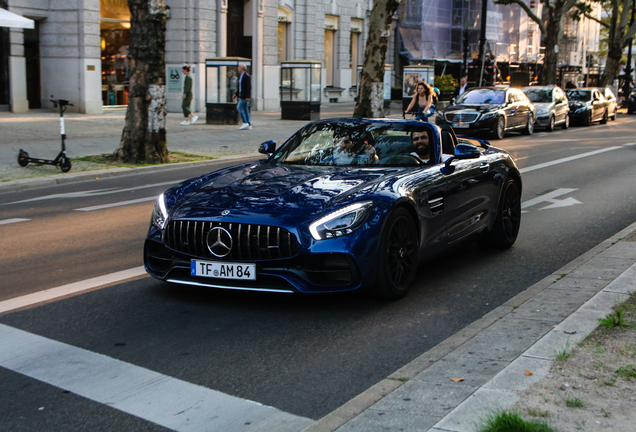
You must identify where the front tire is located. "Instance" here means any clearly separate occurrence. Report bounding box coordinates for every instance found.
[492,116,505,140]
[478,178,521,249]
[561,114,570,129]
[60,157,72,173]
[521,114,534,135]
[546,115,555,132]
[600,110,608,124]
[373,208,418,299]
[18,150,29,167]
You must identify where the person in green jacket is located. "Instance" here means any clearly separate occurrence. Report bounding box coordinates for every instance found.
[181,66,198,125]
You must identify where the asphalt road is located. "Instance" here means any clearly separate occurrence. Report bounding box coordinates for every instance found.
[1,117,635,430]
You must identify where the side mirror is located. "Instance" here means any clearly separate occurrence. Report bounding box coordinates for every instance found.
[454,143,481,160]
[450,97,456,105]
[258,140,276,155]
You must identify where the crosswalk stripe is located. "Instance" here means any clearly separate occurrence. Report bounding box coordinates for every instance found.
[0,324,313,432]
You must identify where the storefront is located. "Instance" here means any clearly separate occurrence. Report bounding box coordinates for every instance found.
[100,0,130,107]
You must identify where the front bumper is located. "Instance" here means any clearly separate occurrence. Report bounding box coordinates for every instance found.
[569,108,591,123]
[437,115,497,135]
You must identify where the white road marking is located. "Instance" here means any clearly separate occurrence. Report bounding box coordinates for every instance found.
[0,218,30,225]
[74,196,158,211]
[521,188,581,212]
[0,267,147,315]
[0,324,313,432]
[3,180,182,206]
[624,142,636,146]
[519,147,621,173]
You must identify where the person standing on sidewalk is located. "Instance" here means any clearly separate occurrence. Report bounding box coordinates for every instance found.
[233,63,252,130]
[181,66,198,126]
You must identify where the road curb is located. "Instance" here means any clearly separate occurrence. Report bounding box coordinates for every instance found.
[0,153,261,193]
[303,219,636,432]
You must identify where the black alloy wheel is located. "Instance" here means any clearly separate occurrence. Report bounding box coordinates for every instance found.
[374,208,418,299]
[522,114,534,135]
[546,115,555,132]
[478,178,521,249]
[600,110,608,124]
[492,116,505,140]
[585,111,592,126]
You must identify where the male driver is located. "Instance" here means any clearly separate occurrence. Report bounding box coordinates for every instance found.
[410,130,430,161]
[233,63,252,130]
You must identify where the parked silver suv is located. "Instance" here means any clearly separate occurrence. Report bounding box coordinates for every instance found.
[522,85,570,131]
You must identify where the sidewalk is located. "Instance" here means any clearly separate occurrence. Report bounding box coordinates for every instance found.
[1,103,635,431]
[305,222,636,432]
[0,101,402,189]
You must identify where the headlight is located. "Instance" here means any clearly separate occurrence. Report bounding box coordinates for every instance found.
[152,193,169,229]
[309,201,373,240]
[480,111,497,119]
[537,109,549,116]
[575,107,587,113]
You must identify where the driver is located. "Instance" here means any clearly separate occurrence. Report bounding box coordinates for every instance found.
[410,130,430,161]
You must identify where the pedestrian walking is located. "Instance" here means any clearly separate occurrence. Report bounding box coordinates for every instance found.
[233,63,252,130]
[181,66,198,126]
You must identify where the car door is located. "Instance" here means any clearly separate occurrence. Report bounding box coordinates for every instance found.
[440,145,499,244]
[592,90,605,121]
[515,90,532,126]
[504,91,520,127]
[554,87,567,124]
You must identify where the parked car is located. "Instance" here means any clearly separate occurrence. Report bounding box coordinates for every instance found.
[144,119,522,299]
[437,87,535,139]
[628,90,636,114]
[522,85,570,131]
[565,88,610,125]
[596,86,618,120]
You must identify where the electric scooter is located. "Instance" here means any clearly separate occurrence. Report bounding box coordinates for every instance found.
[17,99,73,173]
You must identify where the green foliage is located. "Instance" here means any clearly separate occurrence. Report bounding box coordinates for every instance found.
[477,410,556,432]
[598,310,626,329]
[564,397,584,408]
[555,341,572,361]
[616,365,636,380]
[434,75,458,92]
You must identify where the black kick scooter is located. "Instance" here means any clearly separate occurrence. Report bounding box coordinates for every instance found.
[18,99,73,172]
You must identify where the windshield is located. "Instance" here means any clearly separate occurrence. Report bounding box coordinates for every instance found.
[524,88,552,103]
[456,89,505,105]
[271,122,436,167]
[566,90,591,102]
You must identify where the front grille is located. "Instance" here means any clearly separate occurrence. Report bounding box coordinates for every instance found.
[165,220,299,261]
[445,112,479,123]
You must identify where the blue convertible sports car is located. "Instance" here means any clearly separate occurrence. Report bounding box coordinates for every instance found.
[144,119,522,298]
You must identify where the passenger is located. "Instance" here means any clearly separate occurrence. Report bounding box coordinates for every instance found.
[405,81,434,122]
[330,135,378,166]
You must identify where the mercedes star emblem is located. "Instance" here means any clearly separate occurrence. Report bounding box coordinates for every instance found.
[207,227,233,258]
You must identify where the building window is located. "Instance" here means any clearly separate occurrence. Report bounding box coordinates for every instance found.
[278,7,292,64]
[324,15,338,86]
[100,0,130,106]
[350,18,362,85]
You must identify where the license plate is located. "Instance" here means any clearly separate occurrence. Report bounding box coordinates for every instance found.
[191,260,256,280]
[453,122,469,128]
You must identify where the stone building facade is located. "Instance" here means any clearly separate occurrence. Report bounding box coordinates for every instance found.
[2,0,376,114]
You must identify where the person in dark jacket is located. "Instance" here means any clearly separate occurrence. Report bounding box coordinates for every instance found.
[180,66,198,125]
[232,63,252,130]
[452,76,469,99]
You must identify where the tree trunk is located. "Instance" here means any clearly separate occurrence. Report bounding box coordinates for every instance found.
[114,0,168,164]
[539,6,564,85]
[353,0,401,118]
[601,39,624,86]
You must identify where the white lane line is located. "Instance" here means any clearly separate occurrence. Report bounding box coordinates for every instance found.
[0,267,147,315]
[0,324,313,432]
[0,218,30,225]
[74,196,158,211]
[624,142,636,146]
[519,146,622,174]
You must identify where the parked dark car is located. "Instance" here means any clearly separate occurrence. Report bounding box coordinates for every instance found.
[566,88,610,125]
[596,87,618,120]
[436,87,535,139]
[522,85,570,131]
[144,119,522,299]
[628,90,636,114]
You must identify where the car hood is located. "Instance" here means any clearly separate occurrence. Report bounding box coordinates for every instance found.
[533,102,555,111]
[167,162,405,220]
[442,104,504,114]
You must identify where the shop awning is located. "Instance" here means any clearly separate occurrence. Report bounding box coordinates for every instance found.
[0,8,35,29]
